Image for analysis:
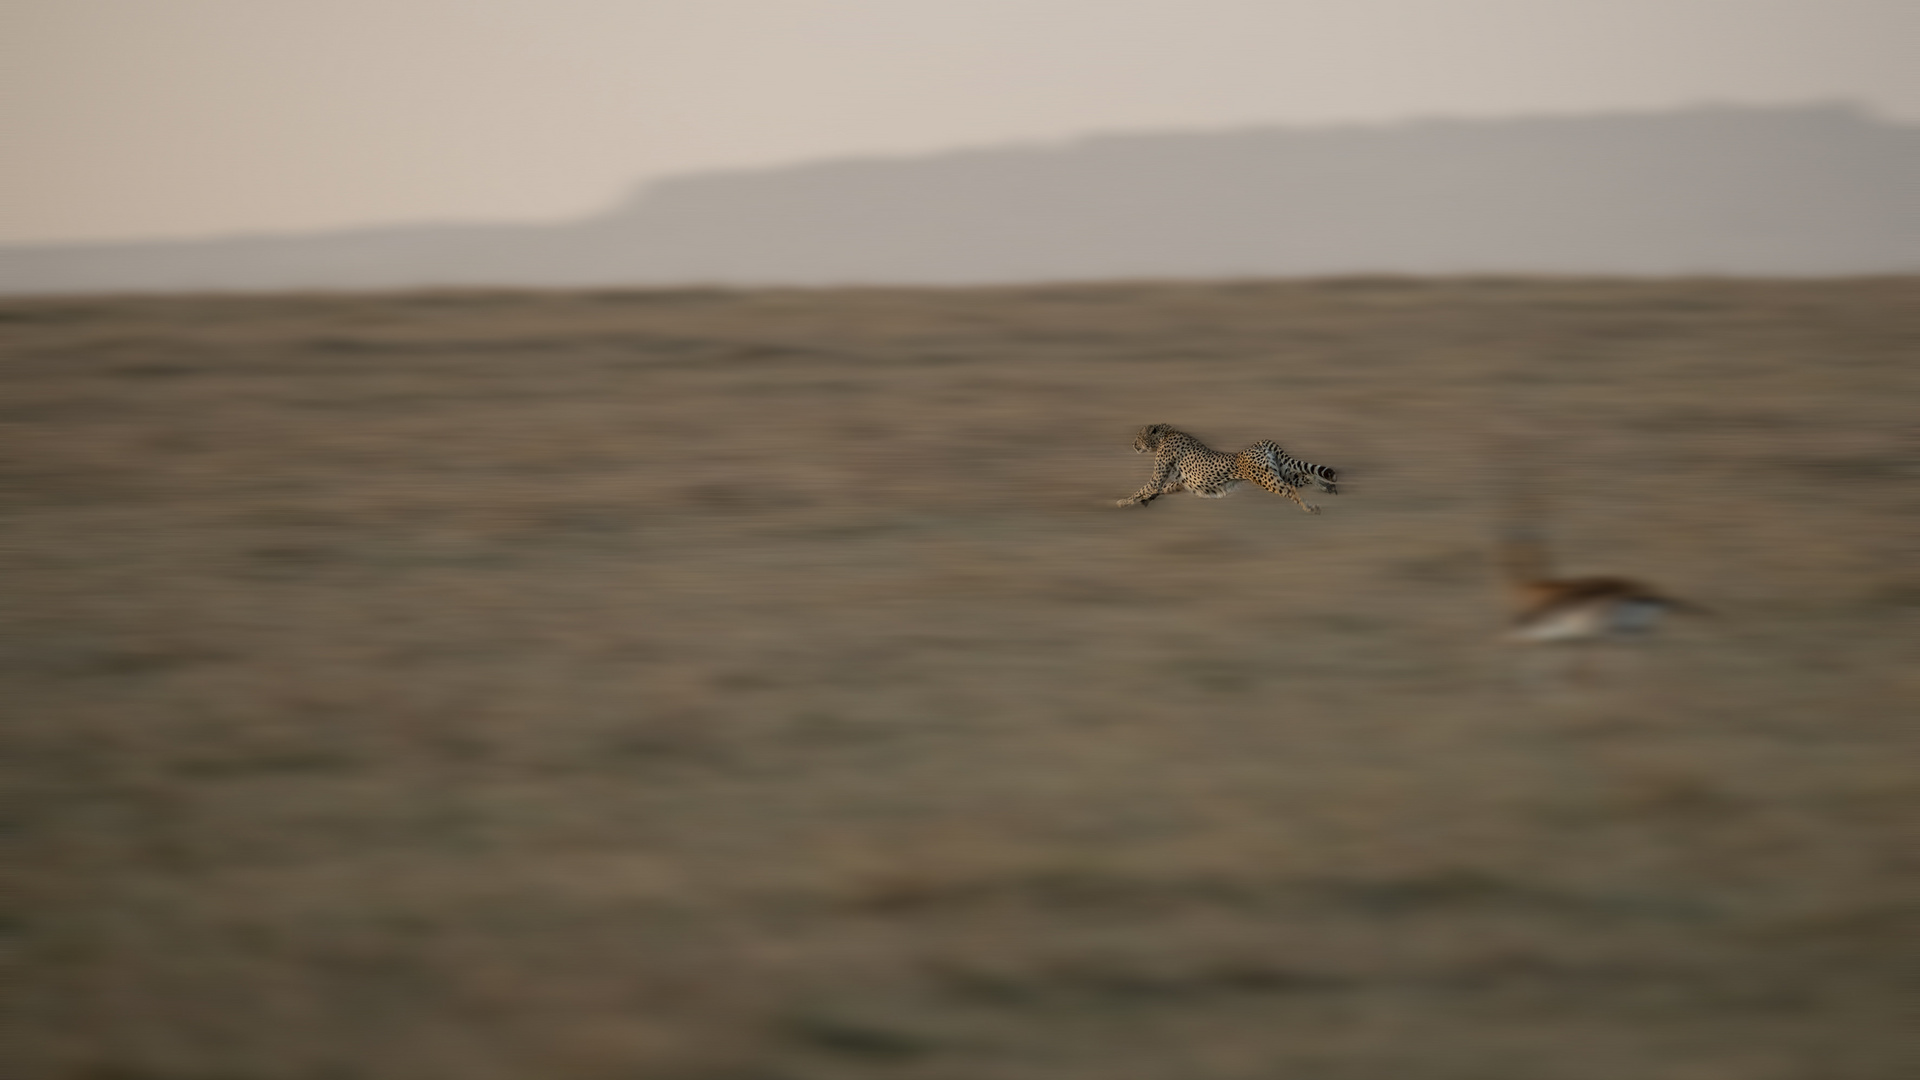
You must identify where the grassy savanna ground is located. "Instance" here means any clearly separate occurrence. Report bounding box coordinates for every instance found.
[4,280,1916,1079]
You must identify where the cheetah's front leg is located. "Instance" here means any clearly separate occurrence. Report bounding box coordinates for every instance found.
[1119,457,1179,507]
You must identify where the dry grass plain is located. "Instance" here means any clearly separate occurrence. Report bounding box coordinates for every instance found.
[4,279,1916,1079]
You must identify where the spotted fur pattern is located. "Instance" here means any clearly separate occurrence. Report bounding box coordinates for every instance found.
[1118,424,1338,514]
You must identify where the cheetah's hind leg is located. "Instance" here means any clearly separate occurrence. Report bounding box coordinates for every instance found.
[1243,463,1319,513]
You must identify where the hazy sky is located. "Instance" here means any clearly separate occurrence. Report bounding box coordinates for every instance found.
[5,1,1916,244]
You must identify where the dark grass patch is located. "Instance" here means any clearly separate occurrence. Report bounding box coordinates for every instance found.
[64,647,232,677]
[167,750,361,778]
[1299,869,1717,922]
[784,1014,933,1059]
[106,363,201,379]
[927,956,1350,1009]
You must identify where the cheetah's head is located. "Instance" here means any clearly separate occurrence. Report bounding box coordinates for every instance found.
[1133,424,1175,453]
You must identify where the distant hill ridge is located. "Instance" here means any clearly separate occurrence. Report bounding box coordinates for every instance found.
[4,104,1916,294]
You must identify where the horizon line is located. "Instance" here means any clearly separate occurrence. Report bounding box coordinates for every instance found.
[5,99,1903,251]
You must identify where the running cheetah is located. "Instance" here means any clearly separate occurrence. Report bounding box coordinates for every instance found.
[1119,424,1338,514]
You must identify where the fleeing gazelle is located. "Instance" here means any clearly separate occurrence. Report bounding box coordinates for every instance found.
[1500,528,1705,643]
[1488,431,1706,649]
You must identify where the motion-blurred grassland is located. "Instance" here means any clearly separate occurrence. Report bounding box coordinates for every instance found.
[5,279,1916,1079]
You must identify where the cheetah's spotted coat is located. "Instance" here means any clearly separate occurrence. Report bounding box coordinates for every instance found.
[1119,424,1339,514]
